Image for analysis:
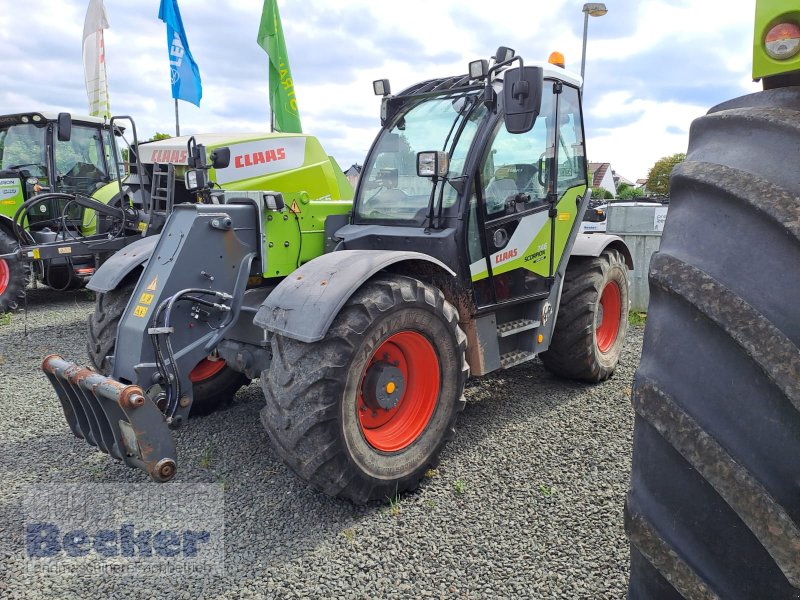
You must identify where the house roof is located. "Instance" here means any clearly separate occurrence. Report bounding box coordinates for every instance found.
[588,162,611,188]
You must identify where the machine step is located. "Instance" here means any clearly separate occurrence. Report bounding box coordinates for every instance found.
[500,350,536,369]
[497,318,540,338]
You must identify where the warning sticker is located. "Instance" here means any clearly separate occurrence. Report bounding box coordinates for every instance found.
[146,276,158,291]
[139,292,154,305]
[133,305,148,318]
[32,249,40,259]
[289,200,301,214]
[57,246,72,254]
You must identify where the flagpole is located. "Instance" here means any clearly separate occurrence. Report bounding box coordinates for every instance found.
[174,99,180,136]
[270,109,274,133]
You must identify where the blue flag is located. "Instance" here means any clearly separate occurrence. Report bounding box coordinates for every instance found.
[158,0,202,106]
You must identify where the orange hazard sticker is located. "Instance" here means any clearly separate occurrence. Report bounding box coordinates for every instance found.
[146,276,158,291]
[289,200,301,214]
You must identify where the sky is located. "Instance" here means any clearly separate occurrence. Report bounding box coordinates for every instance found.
[0,0,761,182]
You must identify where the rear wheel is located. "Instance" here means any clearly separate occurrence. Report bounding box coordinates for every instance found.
[261,275,468,504]
[540,249,629,382]
[626,89,800,598]
[87,276,248,416]
[0,228,31,312]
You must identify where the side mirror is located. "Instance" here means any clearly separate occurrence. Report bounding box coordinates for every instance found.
[503,66,543,134]
[210,147,230,169]
[57,112,72,142]
[263,192,286,211]
[417,151,449,178]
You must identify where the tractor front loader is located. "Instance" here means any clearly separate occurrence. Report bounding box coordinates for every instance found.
[43,48,633,503]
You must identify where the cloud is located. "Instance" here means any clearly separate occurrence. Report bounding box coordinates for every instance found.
[1,0,763,181]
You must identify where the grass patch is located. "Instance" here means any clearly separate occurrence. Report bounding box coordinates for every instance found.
[453,479,466,495]
[538,484,554,497]
[424,468,439,479]
[628,311,647,326]
[341,528,356,543]
[198,444,215,469]
[0,312,11,326]
[386,493,401,517]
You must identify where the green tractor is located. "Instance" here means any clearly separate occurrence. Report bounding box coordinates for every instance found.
[0,111,126,310]
[43,48,633,503]
[626,0,800,597]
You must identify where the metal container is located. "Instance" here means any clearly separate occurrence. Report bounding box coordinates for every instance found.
[606,203,668,312]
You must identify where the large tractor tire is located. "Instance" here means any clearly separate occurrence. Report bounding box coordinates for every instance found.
[540,248,629,382]
[87,276,249,416]
[626,88,800,598]
[0,228,31,312]
[261,274,468,504]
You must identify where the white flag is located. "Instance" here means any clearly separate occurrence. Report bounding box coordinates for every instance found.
[82,0,111,119]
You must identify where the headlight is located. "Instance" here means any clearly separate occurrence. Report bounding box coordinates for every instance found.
[416,151,449,178]
[185,169,199,191]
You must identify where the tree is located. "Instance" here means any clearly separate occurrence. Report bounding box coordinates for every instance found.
[646,153,686,196]
[148,132,172,142]
[619,186,644,200]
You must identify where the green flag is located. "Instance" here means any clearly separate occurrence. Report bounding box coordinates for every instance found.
[257,0,302,133]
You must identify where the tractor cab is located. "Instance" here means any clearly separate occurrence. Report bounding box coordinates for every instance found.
[339,48,589,311]
[0,112,122,232]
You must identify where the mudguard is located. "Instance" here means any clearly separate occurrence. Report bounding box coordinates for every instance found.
[571,233,634,269]
[87,234,159,293]
[254,250,455,343]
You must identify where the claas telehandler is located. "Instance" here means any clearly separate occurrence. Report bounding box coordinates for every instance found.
[43,48,632,504]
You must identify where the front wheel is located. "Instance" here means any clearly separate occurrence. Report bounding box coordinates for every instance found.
[540,249,629,382]
[261,275,468,504]
[0,229,31,312]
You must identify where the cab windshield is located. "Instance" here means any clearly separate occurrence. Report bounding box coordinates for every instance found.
[356,93,486,224]
[0,123,48,179]
[55,124,112,195]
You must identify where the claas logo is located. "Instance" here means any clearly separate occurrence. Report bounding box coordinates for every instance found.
[495,249,518,264]
[234,148,286,168]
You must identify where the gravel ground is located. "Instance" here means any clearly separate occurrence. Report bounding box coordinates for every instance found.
[0,286,641,599]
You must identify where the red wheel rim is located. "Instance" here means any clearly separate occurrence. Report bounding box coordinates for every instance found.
[0,258,9,296]
[596,280,622,353]
[189,358,226,383]
[358,331,441,452]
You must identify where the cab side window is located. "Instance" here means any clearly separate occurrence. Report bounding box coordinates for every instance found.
[555,85,586,197]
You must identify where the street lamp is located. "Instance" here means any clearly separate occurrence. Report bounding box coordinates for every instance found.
[580,3,608,89]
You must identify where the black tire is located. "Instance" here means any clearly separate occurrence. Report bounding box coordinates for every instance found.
[87,275,248,416]
[42,262,85,291]
[261,274,468,504]
[0,228,31,312]
[626,88,800,598]
[540,249,629,382]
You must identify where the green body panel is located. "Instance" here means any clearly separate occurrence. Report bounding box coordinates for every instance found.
[81,180,123,235]
[261,194,352,277]
[551,186,584,269]
[134,133,355,278]
[470,186,585,282]
[0,178,23,219]
[753,0,800,80]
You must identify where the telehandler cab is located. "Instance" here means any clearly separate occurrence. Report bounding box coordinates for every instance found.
[43,48,632,503]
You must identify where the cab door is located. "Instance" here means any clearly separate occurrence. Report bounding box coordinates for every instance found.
[467,81,558,307]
